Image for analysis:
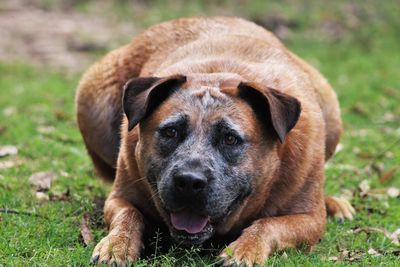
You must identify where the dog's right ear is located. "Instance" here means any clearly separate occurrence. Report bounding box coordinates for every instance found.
[123,75,187,131]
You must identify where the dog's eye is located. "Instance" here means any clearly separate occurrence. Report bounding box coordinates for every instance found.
[223,134,238,145]
[161,127,178,138]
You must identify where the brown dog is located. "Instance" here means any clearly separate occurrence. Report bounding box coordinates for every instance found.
[76,17,355,266]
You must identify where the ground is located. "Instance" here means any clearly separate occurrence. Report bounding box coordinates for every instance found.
[0,0,399,266]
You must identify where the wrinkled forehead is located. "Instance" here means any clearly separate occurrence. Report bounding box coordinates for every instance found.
[176,72,243,112]
[155,72,246,122]
[181,84,230,109]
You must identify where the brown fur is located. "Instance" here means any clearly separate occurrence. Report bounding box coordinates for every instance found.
[76,17,354,266]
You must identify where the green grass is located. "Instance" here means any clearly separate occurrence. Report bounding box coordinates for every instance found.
[1,1,399,266]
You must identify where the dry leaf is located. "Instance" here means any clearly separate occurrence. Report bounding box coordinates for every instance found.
[80,213,93,246]
[329,246,364,263]
[366,189,388,200]
[353,227,389,236]
[29,171,56,191]
[339,249,362,262]
[367,248,381,256]
[328,256,339,261]
[358,180,370,197]
[35,191,49,201]
[0,145,18,157]
[383,112,396,122]
[37,125,56,134]
[383,201,390,209]
[0,159,24,170]
[3,106,16,116]
[379,168,398,184]
[390,229,400,246]
[364,187,399,199]
[60,171,70,177]
[387,187,400,198]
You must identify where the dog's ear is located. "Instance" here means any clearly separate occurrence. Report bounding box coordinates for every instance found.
[123,75,187,130]
[237,82,301,143]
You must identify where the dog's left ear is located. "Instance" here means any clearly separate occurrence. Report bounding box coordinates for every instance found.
[123,75,187,131]
[237,82,301,143]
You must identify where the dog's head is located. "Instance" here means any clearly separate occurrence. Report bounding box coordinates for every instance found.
[122,73,301,244]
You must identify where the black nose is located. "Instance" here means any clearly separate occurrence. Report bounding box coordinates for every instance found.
[173,172,207,195]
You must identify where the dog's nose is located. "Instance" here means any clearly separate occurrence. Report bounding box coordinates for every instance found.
[173,172,207,195]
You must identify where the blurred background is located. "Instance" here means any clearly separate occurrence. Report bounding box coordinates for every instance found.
[0,0,399,265]
[1,0,399,72]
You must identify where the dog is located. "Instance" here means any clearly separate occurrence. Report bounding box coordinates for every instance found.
[76,17,355,266]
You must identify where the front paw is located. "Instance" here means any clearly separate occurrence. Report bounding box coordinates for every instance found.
[90,232,142,266]
[219,234,272,266]
[325,196,355,221]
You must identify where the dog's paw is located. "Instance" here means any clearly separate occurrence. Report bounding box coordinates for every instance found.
[325,196,356,221]
[90,232,142,266]
[219,234,271,266]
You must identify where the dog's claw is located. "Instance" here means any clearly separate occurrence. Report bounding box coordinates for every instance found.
[90,254,99,265]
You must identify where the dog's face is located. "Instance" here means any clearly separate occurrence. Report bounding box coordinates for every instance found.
[122,74,300,244]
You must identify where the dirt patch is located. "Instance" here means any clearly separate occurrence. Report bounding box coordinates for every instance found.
[0,0,137,72]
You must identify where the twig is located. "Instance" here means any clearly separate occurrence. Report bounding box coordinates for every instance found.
[0,209,47,218]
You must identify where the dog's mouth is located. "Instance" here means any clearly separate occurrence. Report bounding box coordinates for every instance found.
[170,208,209,234]
[169,208,214,244]
[163,191,251,244]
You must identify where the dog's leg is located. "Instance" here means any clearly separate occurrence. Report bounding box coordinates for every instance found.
[91,197,144,266]
[220,213,325,266]
[325,196,355,221]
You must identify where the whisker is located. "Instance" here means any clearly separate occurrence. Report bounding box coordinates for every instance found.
[126,176,148,187]
[150,189,160,200]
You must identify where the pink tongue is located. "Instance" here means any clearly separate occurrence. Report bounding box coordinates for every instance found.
[170,209,209,234]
